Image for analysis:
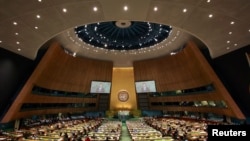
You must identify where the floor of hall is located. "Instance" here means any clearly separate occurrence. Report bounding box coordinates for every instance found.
[119,122,132,141]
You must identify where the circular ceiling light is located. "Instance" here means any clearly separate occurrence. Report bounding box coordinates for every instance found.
[75,21,172,50]
[115,20,132,28]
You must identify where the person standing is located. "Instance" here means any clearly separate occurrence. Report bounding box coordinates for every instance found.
[141,83,150,92]
[96,83,105,93]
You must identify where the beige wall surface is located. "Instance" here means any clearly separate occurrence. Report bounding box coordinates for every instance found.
[110,67,137,111]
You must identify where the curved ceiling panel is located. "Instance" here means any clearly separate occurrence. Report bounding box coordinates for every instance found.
[0,0,249,67]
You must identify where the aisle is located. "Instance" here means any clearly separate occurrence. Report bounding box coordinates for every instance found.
[119,122,132,141]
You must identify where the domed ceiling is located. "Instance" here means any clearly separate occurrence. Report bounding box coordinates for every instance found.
[0,0,249,67]
[58,23,190,67]
[74,21,172,50]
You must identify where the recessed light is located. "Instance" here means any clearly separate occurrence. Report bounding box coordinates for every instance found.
[15,32,19,35]
[226,40,230,44]
[0,40,2,43]
[226,47,230,50]
[17,48,21,51]
[230,21,235,25]
[34,26,38,29]
[234,43,238,46]
[170,52,176,55]
[183,8,187,13]
[16,41,20,44]
[13,22,18,25]
[123,6,128,11]
[62,8,67,13]
[93,6,98,11]
[154,7,158,11]
[207,0,211,3]
[36,14,41,19]
[38,0,42,2]
[208,14,213,18]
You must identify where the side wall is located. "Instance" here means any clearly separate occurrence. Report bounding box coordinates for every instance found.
[1,42,113,122]
[133,41,245,119]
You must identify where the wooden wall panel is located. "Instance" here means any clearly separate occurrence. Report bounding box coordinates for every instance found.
[148,93,221,102]
[134,44,210,92]
[134,41,245,119]
[1,42,113,123]
[24,95,97,103]
[36,43,113,92]
[1,40,245,122]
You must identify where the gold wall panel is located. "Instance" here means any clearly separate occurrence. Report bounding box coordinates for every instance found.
[110,67,137,111]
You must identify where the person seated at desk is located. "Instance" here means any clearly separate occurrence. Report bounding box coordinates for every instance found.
[105,136,110,141]
[111,129,116,133]
[63,132,70,141]
[85,134,91,141]
[92,133,96,139]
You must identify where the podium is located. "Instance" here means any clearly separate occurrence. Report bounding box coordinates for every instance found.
[118,110,130,122]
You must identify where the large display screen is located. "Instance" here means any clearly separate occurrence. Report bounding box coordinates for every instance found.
[90,81,111,94]
[135,80,157,93]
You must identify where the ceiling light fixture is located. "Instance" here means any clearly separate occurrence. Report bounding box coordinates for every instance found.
[13,22,17,25]
[154,7,158,11]
[62,8,67,13]
[93,7,98,11]
[123,6,128,11]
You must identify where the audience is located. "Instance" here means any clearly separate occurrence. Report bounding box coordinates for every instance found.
[0,113,238,141]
